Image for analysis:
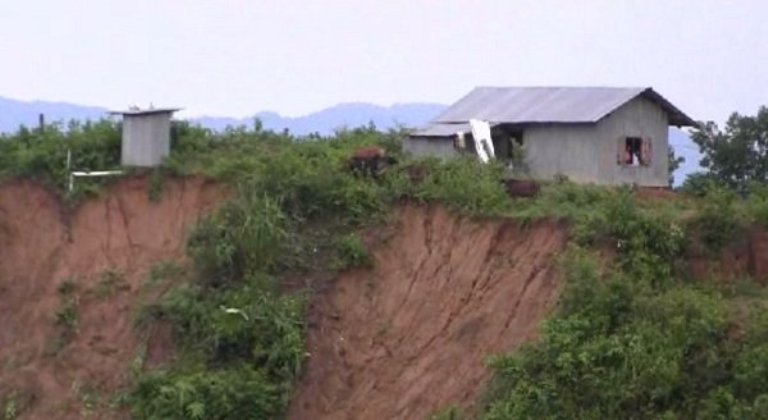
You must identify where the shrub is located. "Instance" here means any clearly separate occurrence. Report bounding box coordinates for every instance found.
[187,193,288,286]
[405,157,510,216]
[685,186,742,254]
[679,172,727,198]
[480,186,757,420]
[130,366,282,420]
[0,119,121,194]
[334,234,372,270]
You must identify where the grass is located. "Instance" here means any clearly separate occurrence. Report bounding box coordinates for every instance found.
[49,279,81,355]
[57,279,78,296]
[54,300,78,330]
[429,405,464,420]
[94,268,129,298]
[333,233,372,270]
[147,261,184,285]
[147,168,165,202]
[2,390,28,420]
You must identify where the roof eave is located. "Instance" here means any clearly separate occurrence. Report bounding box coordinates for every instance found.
[638,88,698,128]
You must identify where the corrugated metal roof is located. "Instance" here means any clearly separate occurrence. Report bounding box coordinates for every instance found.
[109,108,182,116]
[431,86,696,127]
[411,122,474,137]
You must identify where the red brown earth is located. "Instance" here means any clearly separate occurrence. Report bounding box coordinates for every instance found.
[0,176,227,419]
[687,229,768,284]
[288,205,568,420]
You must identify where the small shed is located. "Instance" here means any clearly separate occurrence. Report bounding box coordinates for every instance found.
[407,87,697,187]
[109,107,181,167]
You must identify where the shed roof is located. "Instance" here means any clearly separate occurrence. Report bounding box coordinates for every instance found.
[429,86,696,128]
[109,108,182,117]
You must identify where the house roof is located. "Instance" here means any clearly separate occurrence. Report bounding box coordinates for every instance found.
[414,86,696,137]
[413,122,474,137]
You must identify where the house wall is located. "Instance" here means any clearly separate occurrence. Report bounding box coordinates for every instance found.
[522,124,602,183]
[523,97,669,186]
[594,97,669,187]
[403,136,459,159]
[121,113,172,167]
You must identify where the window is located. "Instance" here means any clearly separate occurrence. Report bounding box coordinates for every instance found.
[625,137,642,166]
[454,132,467,150]
[618,137,652,166]
[490,129,523,160]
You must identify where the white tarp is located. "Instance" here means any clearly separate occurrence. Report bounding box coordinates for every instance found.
[469,119,494,163]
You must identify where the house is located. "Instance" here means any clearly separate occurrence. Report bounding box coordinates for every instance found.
[406,87,697,187]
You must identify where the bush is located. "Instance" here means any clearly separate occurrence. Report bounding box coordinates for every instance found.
[685,186,742,254]
[0,119,121,194]
[131,274,305,418]
[130,366,282,420]
[187,193,289,286]
[481,192,761,419]
[402,157,511,216]
[334,234,372,270]
[679,172,727,198]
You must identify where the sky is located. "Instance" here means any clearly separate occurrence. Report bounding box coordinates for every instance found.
[0,0,766,122]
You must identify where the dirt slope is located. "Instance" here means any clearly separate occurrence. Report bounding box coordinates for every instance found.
[289,205,568,420]
[0,176,226,419]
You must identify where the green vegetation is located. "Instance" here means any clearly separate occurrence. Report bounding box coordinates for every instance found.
[0,120,121,198]
[124,123,410,418]
[55,279,79,330]
[145,260,184,287]
[147,168,165,202]
[2,390,32,420]
[690,105,768,194]
[57,278,78,296]
[49,281,80,355]
[482,191,768,419]
[334,233,372,270]
[6,116,768,418]
[94,268,128,298]
[430,405,464,420]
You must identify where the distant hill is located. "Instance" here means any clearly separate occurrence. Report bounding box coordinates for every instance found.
[195,102,447,135]
[0,97,108,132]
[0,95,702,183]
[669,128,703,186]
[0,95,444,135]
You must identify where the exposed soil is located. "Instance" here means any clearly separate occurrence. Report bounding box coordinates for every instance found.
[634,186,679,201]
[0,176,227,419]
[688,229,768,284]
[289,205,568,420]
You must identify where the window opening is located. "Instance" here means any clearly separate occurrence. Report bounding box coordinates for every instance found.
[625,137,643,166]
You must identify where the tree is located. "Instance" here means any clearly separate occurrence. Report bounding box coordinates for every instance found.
[668,146,685,187]
[691,106,768,193]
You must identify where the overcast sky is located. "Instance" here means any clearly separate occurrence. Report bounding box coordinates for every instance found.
[0,0,765,122]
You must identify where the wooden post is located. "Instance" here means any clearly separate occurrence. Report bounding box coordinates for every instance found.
[38,113,45,134]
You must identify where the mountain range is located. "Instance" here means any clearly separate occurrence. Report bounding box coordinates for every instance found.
[0,95,701,185]
[0,96,444,136]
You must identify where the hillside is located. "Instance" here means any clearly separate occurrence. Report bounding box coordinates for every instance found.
[2,120,767,419]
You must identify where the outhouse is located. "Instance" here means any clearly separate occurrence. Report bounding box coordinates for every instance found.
[109,107,181,167]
